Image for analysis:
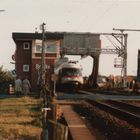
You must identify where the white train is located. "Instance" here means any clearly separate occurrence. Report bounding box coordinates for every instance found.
[55,60,84,91]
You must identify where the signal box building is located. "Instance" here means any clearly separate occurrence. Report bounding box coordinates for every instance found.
[12,32,101,92]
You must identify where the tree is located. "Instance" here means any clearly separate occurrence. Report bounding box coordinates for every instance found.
[0,66,14,93]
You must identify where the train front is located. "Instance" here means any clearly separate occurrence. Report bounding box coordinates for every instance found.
[58,61,84,91]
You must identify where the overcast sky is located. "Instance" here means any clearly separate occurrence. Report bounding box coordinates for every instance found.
[0,0,140,76]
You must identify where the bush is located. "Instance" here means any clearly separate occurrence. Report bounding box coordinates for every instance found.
[0,66,14,93]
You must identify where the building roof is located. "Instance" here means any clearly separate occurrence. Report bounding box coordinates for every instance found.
[12,32,64,41]
[12,32,100,42]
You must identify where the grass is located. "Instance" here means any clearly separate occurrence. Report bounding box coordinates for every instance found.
[0,96,42,140]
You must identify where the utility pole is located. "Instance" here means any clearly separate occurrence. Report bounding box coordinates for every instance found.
[40,23,59,140]
[40,23,46,89]
[40,22,51,140]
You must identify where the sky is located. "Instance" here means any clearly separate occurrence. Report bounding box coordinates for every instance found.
[1,0,140,76]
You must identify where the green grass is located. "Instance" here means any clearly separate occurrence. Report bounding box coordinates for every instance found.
[0,96,42,140]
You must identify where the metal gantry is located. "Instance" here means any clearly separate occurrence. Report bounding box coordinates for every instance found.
[60,32,128,88]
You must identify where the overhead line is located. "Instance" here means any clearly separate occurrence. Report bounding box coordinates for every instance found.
[113,28,140,32]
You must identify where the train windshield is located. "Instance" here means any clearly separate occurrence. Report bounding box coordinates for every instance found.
[61,68,82,77]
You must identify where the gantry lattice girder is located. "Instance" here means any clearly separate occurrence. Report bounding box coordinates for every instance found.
[60,47,124,56]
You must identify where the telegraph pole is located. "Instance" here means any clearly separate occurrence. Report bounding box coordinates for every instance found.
[40,23,58,140]
[41,23,46,89]
[40,23,51,140]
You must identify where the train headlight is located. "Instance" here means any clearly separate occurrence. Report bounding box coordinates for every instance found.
[75,82,79,85]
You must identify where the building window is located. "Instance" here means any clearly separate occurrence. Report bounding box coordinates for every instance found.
[23,65,29,72]
[35,41,57,53]
[35,45,42,53]
[46,42,57,53]
[23,42,30,50]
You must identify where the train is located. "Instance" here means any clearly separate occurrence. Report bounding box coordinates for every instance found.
[55,60,84,91]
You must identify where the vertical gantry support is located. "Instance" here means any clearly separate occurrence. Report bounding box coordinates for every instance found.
[118,32,128,88]
[111,32,128,88]
[123,34,128,88]
[88,55,100,87]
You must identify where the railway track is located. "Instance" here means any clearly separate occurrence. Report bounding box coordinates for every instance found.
[87,99,140,128]
[88,100,140,128]
[105,100,140,115]
[78,90,140,128]
[55,90,140,139]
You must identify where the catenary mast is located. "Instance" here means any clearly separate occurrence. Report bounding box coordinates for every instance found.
[113,28,140,88]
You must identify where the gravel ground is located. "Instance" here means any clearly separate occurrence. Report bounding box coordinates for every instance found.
[73,102,140,140]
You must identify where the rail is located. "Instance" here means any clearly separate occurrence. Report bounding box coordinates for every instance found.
[87,100,140,128]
